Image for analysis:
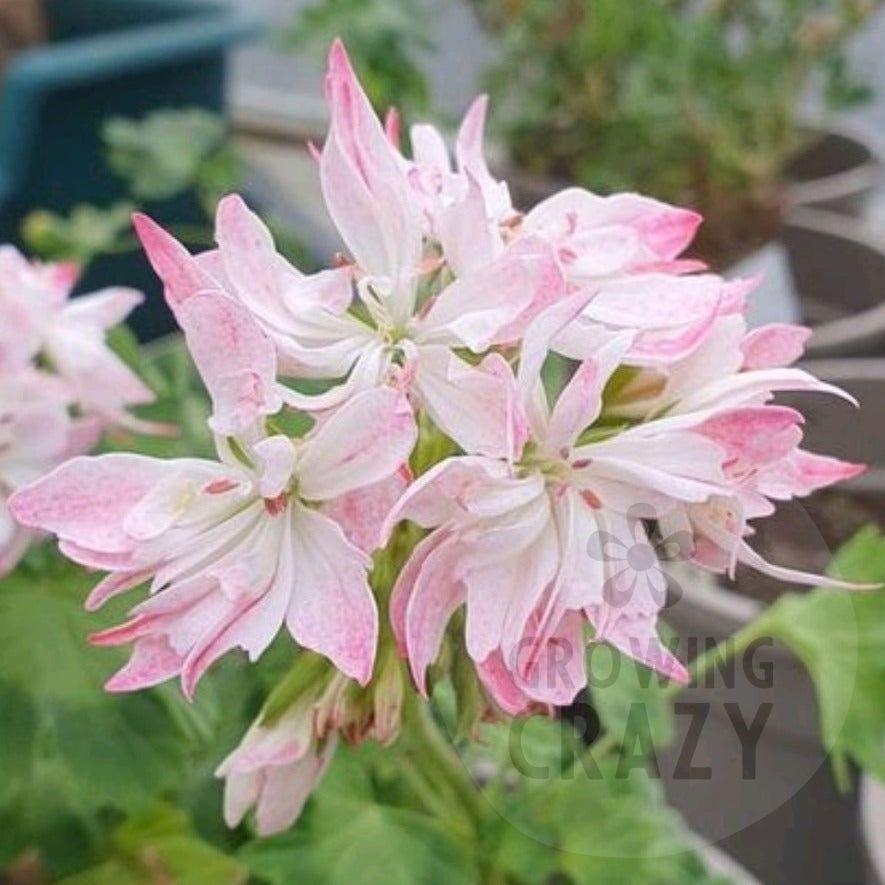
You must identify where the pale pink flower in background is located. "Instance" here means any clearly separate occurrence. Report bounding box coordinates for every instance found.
[0,246,161,432]
[10,387,416,695]
[0,368,101,576]
[217,698,337,837]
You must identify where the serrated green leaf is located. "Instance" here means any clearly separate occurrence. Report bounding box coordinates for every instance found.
[494,756,723,885]
[0,565,211,871]
[241,794,476,885]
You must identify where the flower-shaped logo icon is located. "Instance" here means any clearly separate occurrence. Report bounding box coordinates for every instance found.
[586,503,694,611]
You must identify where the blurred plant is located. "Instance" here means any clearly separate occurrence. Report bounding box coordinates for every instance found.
[474,0,881,262]
[296,0,879,261]
[284,0,434,121]
[22,108,310,271]
[104,109,239,214]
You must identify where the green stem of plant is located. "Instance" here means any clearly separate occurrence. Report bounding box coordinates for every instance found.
[403,695,490,834]
[660,612,773,701]
[397,754,463,826]
[586,610,774,761]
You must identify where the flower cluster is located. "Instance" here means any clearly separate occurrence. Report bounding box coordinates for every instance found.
[0,247,163,576]
[9,40,865,836]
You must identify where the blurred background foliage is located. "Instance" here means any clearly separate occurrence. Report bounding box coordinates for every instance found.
[290,0,880,262]
[22,109,310,274]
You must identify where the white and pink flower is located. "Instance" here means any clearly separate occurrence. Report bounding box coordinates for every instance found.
[5,35,873,838]
[0,246,160,432]
[10,387,416,695]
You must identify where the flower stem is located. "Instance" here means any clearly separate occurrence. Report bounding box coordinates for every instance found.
[660,612,773,700]
[403,694,490,833]
[585,610,774,761]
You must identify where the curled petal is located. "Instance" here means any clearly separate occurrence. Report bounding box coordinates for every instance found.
[740,323,812,369]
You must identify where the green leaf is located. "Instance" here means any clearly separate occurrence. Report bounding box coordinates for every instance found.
[494,756,724,885]
[588,643,675,749]
[241,768,476,884]
[22,203,134,264]
[60,806,247,885]
[103,110,233,202]
[0,564,211,872]
[763,525,885,784]
[284,0,433,120]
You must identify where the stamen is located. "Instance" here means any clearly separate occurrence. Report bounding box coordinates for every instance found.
[264,493,288,516]
[581,489,603,509]
[204,478,238,495]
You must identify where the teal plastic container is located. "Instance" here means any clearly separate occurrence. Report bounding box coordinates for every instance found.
[0,0,261,338]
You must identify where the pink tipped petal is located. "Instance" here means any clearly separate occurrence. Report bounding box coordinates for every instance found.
[455,95,511,219]
[757,449,866,499]
[389,528,453,655]
[297,387,417,501]
[403,533,466,694]
[740,324,812,369]
[321,40,421,304]
[476,650,533,716]
[699,406,804,472]
[253,744,335,836]
[517,290,597,400]
[133,213,215,308]
[544,333,633,452]
[516,610,587,707]
[437,171,503,276]
[588,606,688,684]
[8,454,166,553]
[584,274,724,330]
[175,291,282,435]
[421,235,563,352]
[214,194,342,327]
[287,505,377,685]
[524,188,700,278]
[85,569,151,612]
[413,347,528,461]
[321,467,411,553]
[103,636,185,693]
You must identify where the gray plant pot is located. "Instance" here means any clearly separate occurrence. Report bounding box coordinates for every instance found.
[697,838,760,885]
[658,567,866,885]
[783,359,885,496]
[861,776,885,885]
[506,121,883,219]
[785,121,884,217]
[781,210,885,358]
[657,359,881,885]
